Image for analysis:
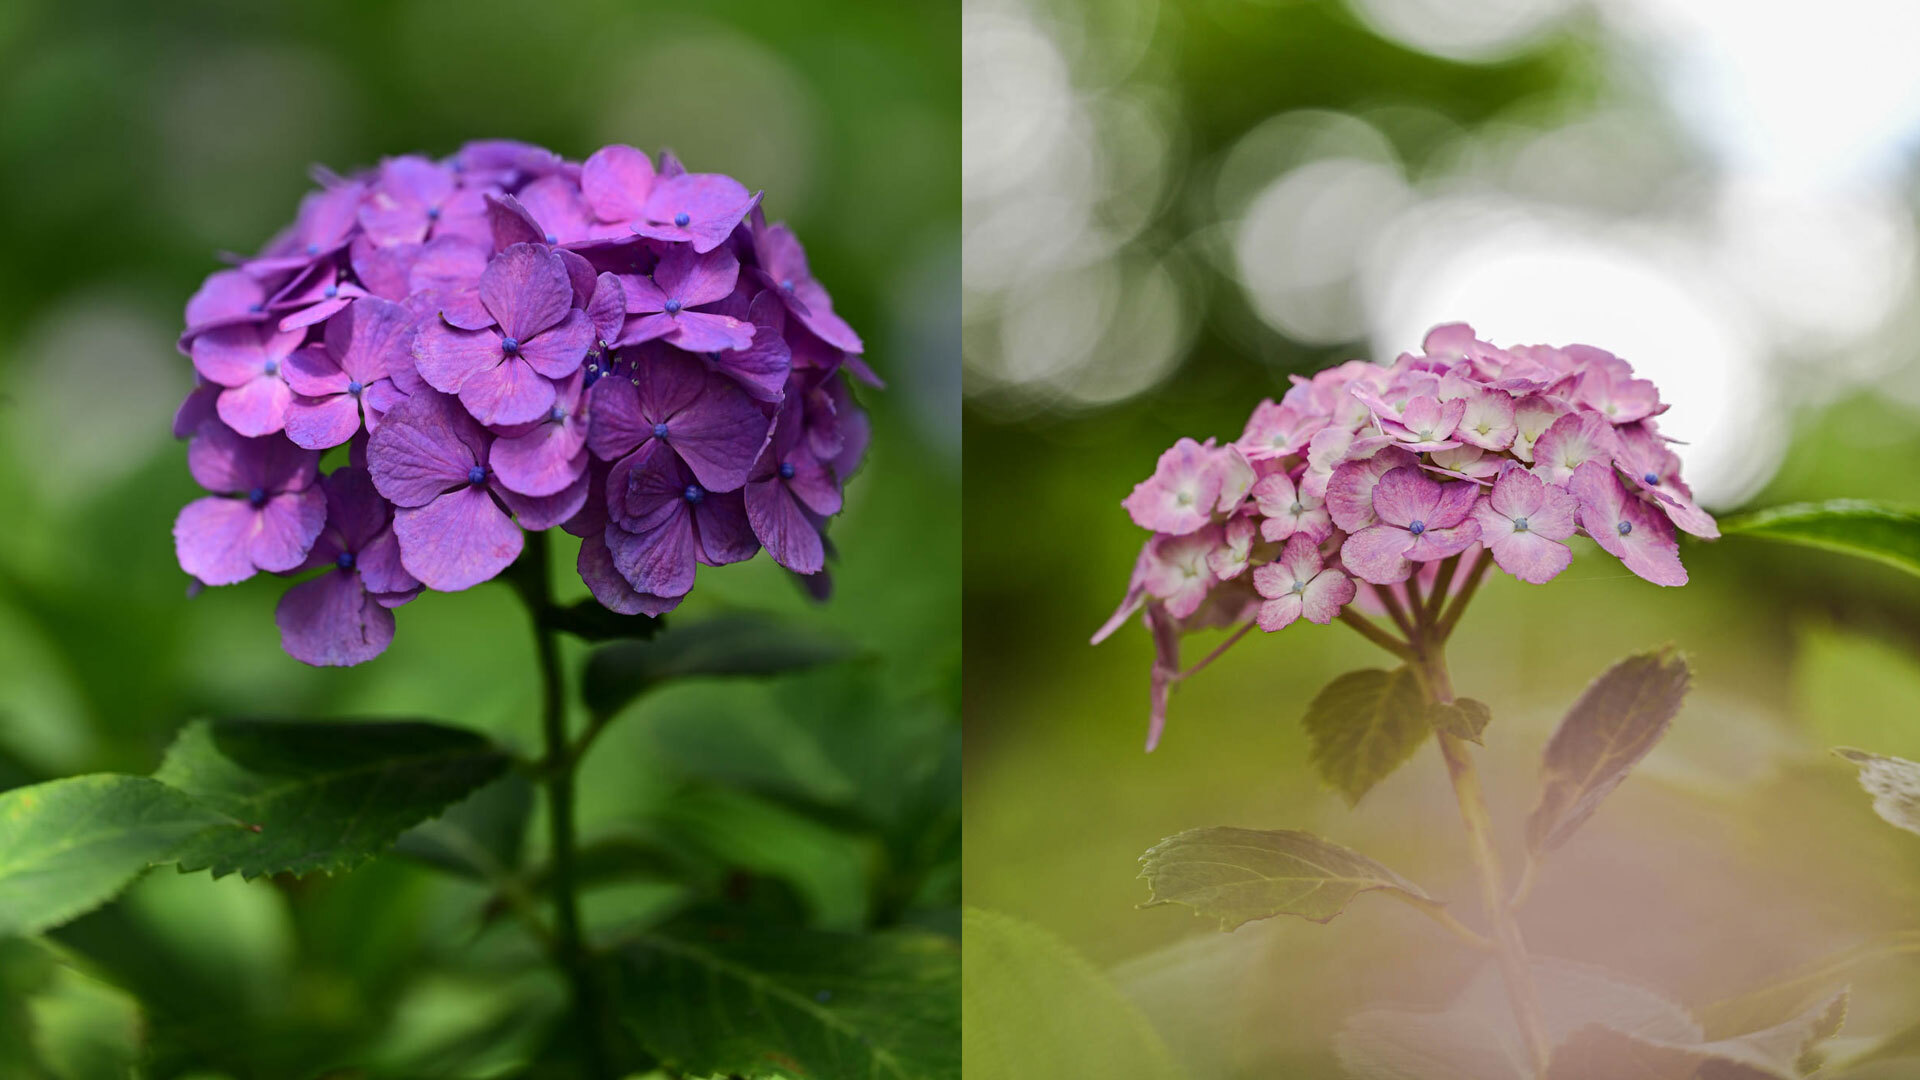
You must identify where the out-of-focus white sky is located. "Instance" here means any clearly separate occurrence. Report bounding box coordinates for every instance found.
[963,0,1920,506]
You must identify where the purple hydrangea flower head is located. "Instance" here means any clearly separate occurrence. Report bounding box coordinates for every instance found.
[171,141,874,665]
[1096,322,1717,747]
[174,421,326,585]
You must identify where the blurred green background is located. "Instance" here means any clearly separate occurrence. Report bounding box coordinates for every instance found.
[963,0,1920,1076]
[0,0,957,1076]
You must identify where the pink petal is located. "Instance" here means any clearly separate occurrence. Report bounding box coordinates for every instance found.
[1257,594,1303,632]
[1341,525,1415,585]
[251,487,329,572]
[284,393,362,450]
[1488,529,1573,584]
[216,376,293,437]
[581,144,657,223]
[394,485,523,592]
[1300,569,1355,624]
[1369,466,1440,529]
[174,497,261,585]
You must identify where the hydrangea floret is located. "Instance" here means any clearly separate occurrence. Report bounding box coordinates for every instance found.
[172,142,877,666]
[1094,324,1715,751]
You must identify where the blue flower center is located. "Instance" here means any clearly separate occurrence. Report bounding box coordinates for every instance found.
[1643,472,1659,485]
[1288,501,1303,515]
[682,483,705,504]
[1512,516,1529,532]
[779,462,796,480]
[501,337,520,355]
[247,487,267,508]
[663,299,683,315]
[262,358,279,376]
[304,243,320,256]
[673,212,691,227]
[1290,579,1308,595]
[780,279,795,292]
[323,285,338,299]
[426,206,441,221]
[1407,520,1426,536]
[652,421,670,439]
[248,302,264,313]
[544,233,558,245]
[347,380,363,396]
[468,465,487,486]
[549,405,565,422]
[1617,520,1633,535]
[336,551,355,571]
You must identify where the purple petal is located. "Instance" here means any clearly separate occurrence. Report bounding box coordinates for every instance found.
[407,236,492,330]
[284,344,347,397]
[520,309,593,379]
[251,486,329,572]
[638,175,757,253]
[490,415,588,497]
[746,479,823,573]
[175,497,261,585]
[479,242,574,341]
[586,273,627,345]
[607,442,690,534]
[368,392,488,507]
[585,374,653,461]
[694,489,759,566]
[485,193,547,251]
[645,352,770,492]
[394,485,523,592]
[581,144,656,223]
[412,319,502,395]
[332,295,416,383]
[516,176,593,245]
[284,393,362,450]
[654,246,740,308]
[185,269,266,331]
[357,526,419,597]
[606,513,698,598]
[661,311,755,353]
[350,236,421,301]
[276,570,395,666]
[578,531,680,616]
[459,356,555,427]
[216,376,293,437]
[496,468,590,530]
[619,271,670,315]
[173,383,221,439]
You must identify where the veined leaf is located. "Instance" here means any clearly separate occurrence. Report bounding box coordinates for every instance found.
[1302,667,1429,806]
[1834,747,1920,837]
[1547,990,1847,1080]
[611,917,959,1080]
[582,613,857,718]
[964,908,1186,1080]
[1723,500,1920,577]
[155,719,510,879]
[1526,649,1689,857]
[1430,698,1492,744]
[0,775,224,938]
[1138,826,1438,931]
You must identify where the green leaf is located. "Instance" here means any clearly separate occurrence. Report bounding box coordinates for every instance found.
[1526,648,1690,857]
[582,612,858,718]
[154,719,511,879]
[1834,747,1920,837]
[963,908,1187,1080]
[541,597,667,642]
[1546,990,1847,1080]
[25,964,147,1080]
[1302,667,1430,806]
[391,772,534,881]
[610,917,959,1080]
[1138,826,1439,931]
[1723,500,1920,577]
[0,775,225,938]
[1429,698,1492,743]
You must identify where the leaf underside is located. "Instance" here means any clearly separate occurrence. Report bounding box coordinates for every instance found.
[1138,826,1437,931]
[0,775,225,938]
[154,719,510,879]
[611,918,960,1080]
[1302,666,1430,806]
[1526,648,1690,857]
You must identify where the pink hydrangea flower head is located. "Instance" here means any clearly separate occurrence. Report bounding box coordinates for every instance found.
[1250,470,1331,544]
[1472,466,1576,584]
[1122,438,1233,535]
[1341,466,1480,585]
[1572,459,1687,586]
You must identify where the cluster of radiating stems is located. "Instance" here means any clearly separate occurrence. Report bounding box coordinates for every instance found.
[1343,549,1555,1078]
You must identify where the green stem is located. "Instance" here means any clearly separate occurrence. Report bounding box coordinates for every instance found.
[1416,643,1552,1077]
[513,532,615,1080]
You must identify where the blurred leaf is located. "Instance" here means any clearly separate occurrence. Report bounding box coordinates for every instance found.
[1724,500,1920,577]
[1138,826,1439,932]
[610,916,959,1080]
[155,719,510,879]
[1337,959,1701,1080]
[1302,667,1429,806]
[1429,698,1492,744]
[26,963,147,1080]
[392,771,535,881]
[962,908,1185,1080]
[1837,1017,1920,1073]
[1546,990,1846,1080]
[652,782,873,930]
[1526,648,1689,857]
[1834,747,1920,837]
[582,613,857,718]
[0,774,223,938]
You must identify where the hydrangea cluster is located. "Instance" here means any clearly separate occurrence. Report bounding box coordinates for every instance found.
[173,141,876,666]
[1093,323,1716,749]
